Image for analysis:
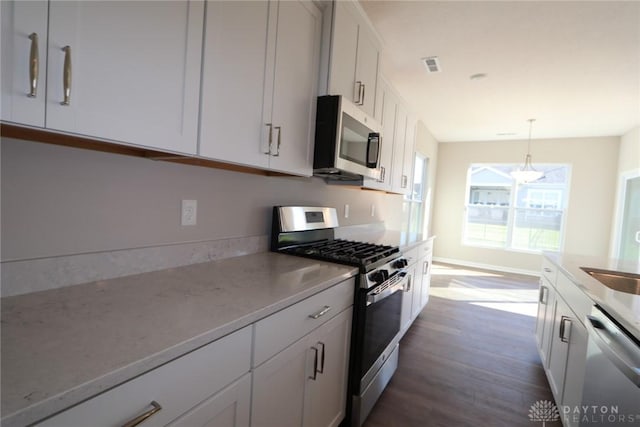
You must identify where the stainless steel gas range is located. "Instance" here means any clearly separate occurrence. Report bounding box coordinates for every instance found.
[271,206,409,426]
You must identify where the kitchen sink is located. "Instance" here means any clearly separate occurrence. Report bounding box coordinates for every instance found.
[580,267,640,295]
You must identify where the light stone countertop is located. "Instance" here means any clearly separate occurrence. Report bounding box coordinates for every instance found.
[544,252,640,341]
[336,227,434,252]
[1,252,357,427]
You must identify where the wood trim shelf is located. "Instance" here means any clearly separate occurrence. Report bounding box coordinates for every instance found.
[1,123,291,177]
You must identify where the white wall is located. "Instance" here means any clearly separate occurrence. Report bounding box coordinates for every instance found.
[414,121,438,236]
[609,126,640,256]
[1,138,405,261]
[433,136,620,272]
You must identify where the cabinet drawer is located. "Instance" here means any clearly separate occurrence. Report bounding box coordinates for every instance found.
[253,278,355,367]
[555,272,593,327]
[418,239,433,260]
[36,326,252,427]
[541,258,558,283]
[403,247,419,266]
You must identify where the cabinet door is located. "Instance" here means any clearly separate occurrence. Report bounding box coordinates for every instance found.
[167,373,251,427]
[328,1,358,103]
[266,0,320,176]
[363,82,396,191]
[547,296,571,401]
[1,0,48,127]
[419,258,431,309]
[538,278,557,368]
[252,334,311,427]
[402,115,417,191]
[560,320,587,427]
[400,264,416,334]
[354,26,379,117]
[305,308,352,427]
[199,1,269,168]
[390,104,408,194]
[410,262,423,320]
[46,1,203,154]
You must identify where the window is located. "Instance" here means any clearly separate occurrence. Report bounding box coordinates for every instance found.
[403,154,428,235]
[463,164,570,252]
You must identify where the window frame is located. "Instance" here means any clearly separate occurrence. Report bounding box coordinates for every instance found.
[462,163,571,254]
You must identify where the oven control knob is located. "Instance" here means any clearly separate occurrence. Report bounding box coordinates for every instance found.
[368,270,389,284]
[393,258,408,269]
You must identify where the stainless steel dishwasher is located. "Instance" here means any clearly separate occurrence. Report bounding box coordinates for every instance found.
[581,305,640,426]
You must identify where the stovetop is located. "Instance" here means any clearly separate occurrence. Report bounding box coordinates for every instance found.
[281,238,399,270]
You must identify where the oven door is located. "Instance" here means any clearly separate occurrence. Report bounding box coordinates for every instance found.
[360,274,406,384]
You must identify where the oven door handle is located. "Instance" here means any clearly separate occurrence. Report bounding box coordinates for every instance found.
[366,279,406,306]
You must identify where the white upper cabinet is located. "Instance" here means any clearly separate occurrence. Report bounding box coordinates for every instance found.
[1,0,48,127]
[363,79,397,191]
[44,1,204,154]
[327,0,381,117]
[200,0,320,176]
[199,1,270,169]
[264,0,321,176]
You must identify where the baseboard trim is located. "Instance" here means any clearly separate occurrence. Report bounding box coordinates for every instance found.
[432,257,540,277]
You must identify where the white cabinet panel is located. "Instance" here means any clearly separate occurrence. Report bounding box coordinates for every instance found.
[327,0,380,117]
[199,1,270,169]
[266,0,321,176]
[36,326,252,427]
[363,81,396,191]
[45,1,203,154]
[390,104,408,194]
[1,0,48,127]
[167,373,251,427]
[252,305,352,427]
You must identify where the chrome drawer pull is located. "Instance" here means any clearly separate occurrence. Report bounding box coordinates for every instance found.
[308,305,331,319]
[543,267,552,273]
[317,341,325,374]
[264,123,273,154]
[309,346,319,380]
[61,46,72,105]
[122,401,162,427]
[28,33,39,97]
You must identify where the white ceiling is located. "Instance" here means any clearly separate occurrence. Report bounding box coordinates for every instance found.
[359,0,640,142]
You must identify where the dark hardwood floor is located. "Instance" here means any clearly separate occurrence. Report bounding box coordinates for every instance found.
[363,263,562,427]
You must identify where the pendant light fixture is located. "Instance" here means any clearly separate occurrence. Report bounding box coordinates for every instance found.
[510,119,543,183]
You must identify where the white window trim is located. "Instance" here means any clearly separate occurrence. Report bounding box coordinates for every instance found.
[462,163,571,253]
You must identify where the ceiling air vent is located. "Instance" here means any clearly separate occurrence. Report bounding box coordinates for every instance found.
[422,56,441,73]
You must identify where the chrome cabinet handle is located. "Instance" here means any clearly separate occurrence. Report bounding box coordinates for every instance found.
[379,165,385,182]
[355,81,364,105]
[559,315,571,343]
[543,267,552,273]
[401,175,408,188]
[423,261,429,275]
[406,274,412,292]
[264,123,273,154]
[309,305,331,319]
[309,347,319,380]
[272,126,281,156]
[121,401,162,427]
[360,83,366,106]
[61,46,72,105]
[28,33,39,97]
[538,286,548,304]
[317,342,325,374]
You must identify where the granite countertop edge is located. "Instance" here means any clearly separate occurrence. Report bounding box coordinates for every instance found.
[1,252,358,427]
[542,252,640,341]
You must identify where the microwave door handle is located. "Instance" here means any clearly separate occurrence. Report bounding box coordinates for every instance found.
[366,133,380,169]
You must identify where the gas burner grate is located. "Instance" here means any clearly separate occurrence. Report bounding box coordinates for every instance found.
[283,239,399,268]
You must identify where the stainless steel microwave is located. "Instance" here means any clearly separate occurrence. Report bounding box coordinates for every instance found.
[313,95,381,180]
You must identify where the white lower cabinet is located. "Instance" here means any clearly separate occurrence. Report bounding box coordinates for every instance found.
[251,308,352,427]
[399,263,417,335]
[36,326,252,427]
[167,373,251,427]
[535,257,591,427]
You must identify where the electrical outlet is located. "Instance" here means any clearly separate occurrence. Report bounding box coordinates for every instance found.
[370,204,376,217]
[344,204,350,219]
[181,200,197,226]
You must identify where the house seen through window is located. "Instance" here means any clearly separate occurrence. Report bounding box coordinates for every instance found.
[464,164,570,252]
